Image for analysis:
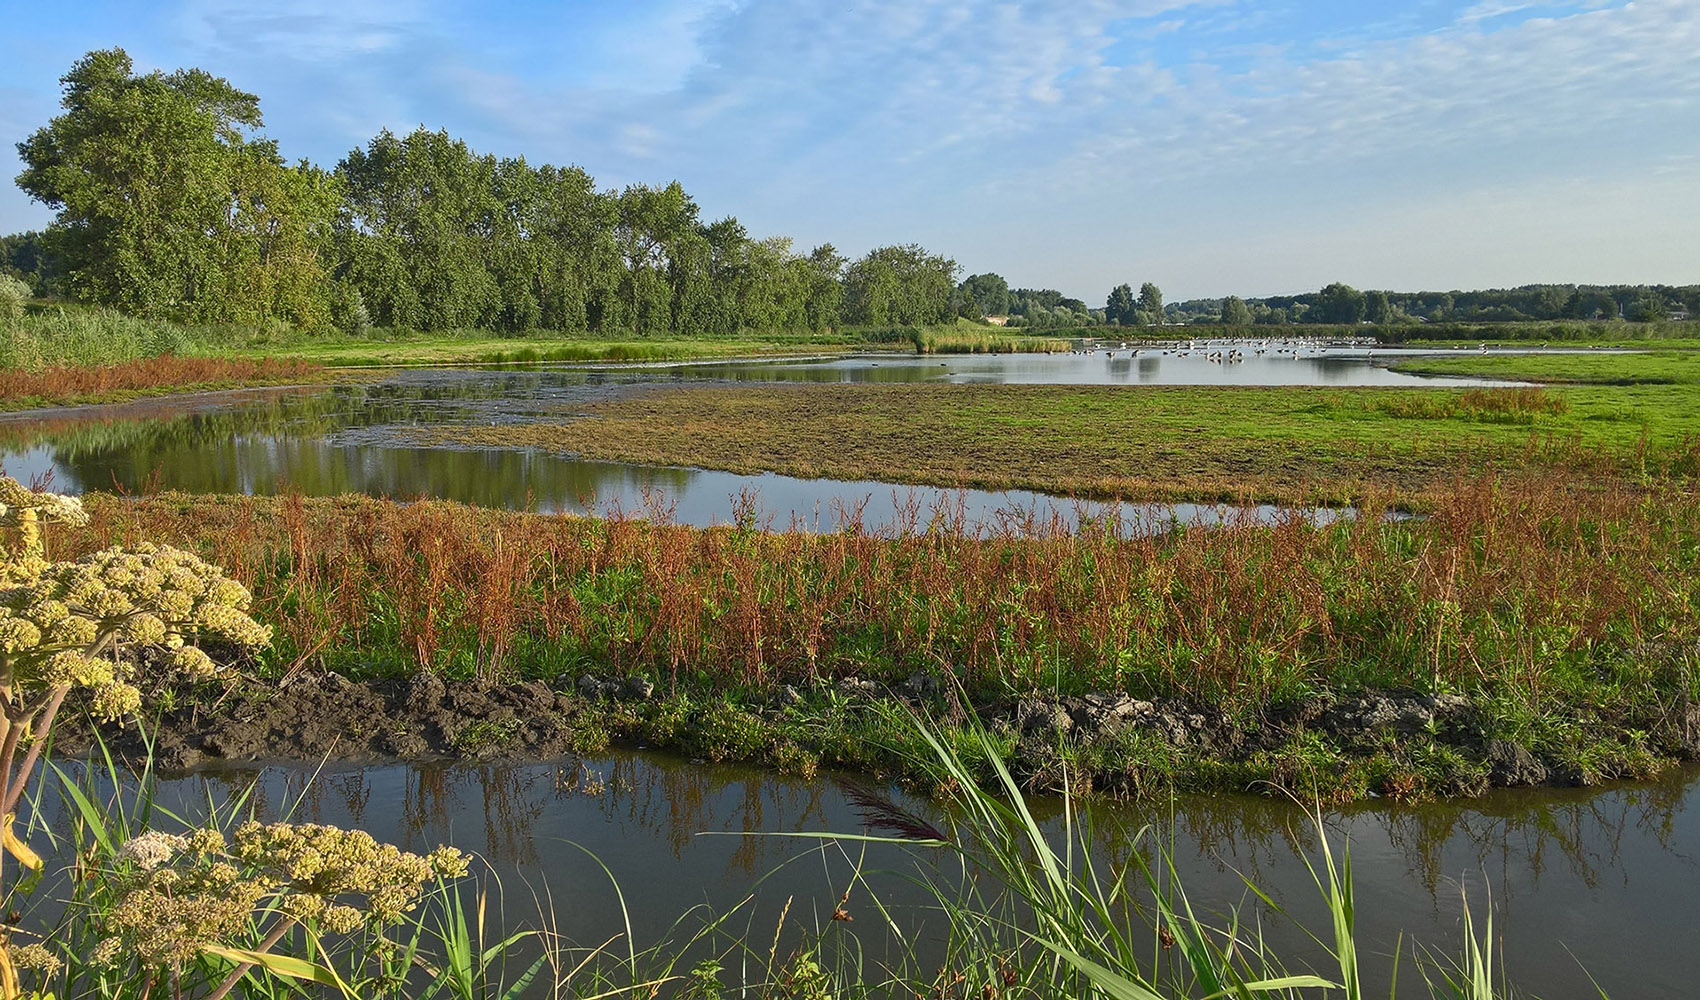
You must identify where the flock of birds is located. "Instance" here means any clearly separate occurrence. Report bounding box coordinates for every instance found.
[1074,337,1374,362]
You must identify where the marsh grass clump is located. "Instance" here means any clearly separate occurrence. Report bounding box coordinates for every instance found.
[1375,386,1569,424]
[0,355,323,407]
[47,469,1700,797]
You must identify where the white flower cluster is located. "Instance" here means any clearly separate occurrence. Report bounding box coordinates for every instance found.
[0,542,272,720]
[0,478,89,529]
[95,823,467,974]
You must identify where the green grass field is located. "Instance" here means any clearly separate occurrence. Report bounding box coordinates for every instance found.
[1391,349,1700,384]
[417,380,1700,505]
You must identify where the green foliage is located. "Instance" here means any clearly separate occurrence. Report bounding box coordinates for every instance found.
[958,272,1010,317]
[1138,281,1163,324]
[0,232,51,293]
[15,49,337,328]
[1311,282,1368,324]
[0,275,29,325]
[1219,294,1252,326]
[1106,283,1137,325]
[842,244,958,327]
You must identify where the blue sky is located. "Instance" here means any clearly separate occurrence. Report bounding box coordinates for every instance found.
[1,0,1695,301]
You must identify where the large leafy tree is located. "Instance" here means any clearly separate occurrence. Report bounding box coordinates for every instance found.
[336,128,502,331]
[959,272,1010,318]
[15,49,335,326]
[1137,282,1163,325]
[1310,282,1368,324]
[843,244,958,326]
[1105,283,1136,325]
[1219,295,1252,326]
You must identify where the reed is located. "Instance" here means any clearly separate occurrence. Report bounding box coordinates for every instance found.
[914,330,1071,354]
[61,471,1700,728]
[0,355,324,407]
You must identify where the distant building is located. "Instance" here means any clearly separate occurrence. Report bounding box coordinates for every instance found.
[985,315,1010,326]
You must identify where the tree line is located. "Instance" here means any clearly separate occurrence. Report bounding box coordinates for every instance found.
[6,50,1694,338]
[1172,281,1698,327]
[8,49,962,335]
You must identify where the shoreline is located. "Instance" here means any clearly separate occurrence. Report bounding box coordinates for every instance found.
[55,670,1695,804]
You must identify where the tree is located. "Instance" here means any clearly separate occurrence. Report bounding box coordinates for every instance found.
[337,128,505,331]
[1310,282,1367,324]
[1105,283,1136,325]
[15,49,335,326]
[1625,294,1667,323]
[1364,290,1392,324]
[843,244,958,326]
[1219,295,1252,326]
[0,232,51,293]
[801,244,845,331]
[959,272,1009,318]
[1138,282,1163,324]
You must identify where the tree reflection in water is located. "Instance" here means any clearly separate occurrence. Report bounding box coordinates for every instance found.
[40,753,1699,996]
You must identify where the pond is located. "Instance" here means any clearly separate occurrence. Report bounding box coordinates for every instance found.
[80,751,1696,999]
[0,343,1566,531]
[663,341,1544,386]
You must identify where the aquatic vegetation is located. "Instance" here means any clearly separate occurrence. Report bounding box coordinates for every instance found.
[0,477,272,997]
[418,379,1700,506]
[0,355,324,409]
[48,469,1700,798]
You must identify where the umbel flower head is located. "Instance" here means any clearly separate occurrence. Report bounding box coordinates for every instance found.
[0,478,90,529]
[94,822,469,974]
[0,541,272,719]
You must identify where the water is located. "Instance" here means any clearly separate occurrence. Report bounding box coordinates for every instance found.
[635,341,1544,386]
[91,753,1698,999]
[0,343,1556,531]
[0,367,1367,533]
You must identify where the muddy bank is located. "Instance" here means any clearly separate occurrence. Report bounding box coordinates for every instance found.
[55,671,1700,801]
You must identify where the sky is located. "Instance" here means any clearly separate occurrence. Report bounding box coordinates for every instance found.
[0,0,1695,302]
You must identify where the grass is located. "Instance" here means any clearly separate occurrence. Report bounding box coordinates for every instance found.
[1390,349,1700,385]
[14,713,1573,998]
[4,303,1051,371]
[914,330,1072,354]
[411,381,1700,506]
[0,355,334,411]
[51,474,1700,800]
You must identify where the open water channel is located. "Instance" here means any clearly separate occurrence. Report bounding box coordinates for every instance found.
[13,342,1689,997]
[0,341,1547,531]
[65,752,1691,999]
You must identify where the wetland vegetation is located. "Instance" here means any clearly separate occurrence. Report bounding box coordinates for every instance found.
[418,379,1700,507]
[4,40,1700,1000]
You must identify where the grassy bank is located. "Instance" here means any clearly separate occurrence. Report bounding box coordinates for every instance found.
[0,355,336,411]
[1391,349,1700,385]
[6,303,1073,370]
[412,381,1700,506]
[58,479,1700,801]
[1035,318,1700,346]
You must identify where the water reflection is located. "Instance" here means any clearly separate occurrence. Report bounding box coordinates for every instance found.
[82,754,1697,997]
[664,344,1539,387]
[0,371,1363,533]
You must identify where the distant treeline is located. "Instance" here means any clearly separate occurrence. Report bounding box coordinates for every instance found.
[5,50,1694,339]
[6,49,961,336]
[1170,282,1698,327]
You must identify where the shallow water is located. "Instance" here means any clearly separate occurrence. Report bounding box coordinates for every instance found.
[641,340,1554,386]
[73,753,1699,999]
[0,344,1559,530]
[0,367,1369,532]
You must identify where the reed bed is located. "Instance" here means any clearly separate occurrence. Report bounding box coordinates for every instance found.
[914,330,1072,354]
[56,473,1700,718]
[0,355,324,406]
